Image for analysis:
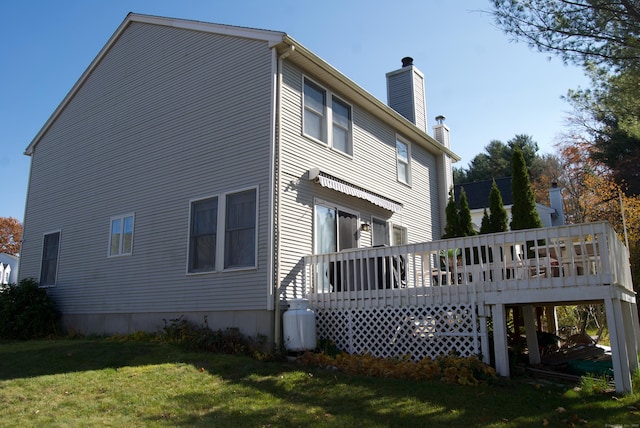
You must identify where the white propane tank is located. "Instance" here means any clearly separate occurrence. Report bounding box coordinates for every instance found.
[283,298,317,352]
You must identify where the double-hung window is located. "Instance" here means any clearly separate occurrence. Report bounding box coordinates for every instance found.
[40,231,60,286]
[396,138,411,184]
[189,197,218,273]
[303,79,326,142]
[392,224,408,246]
[109,214,134,256]
[372,217,390,246]
[331,98,351,155]
[303,77,352,156]
[224,190,257,269]
[188,188,257,273]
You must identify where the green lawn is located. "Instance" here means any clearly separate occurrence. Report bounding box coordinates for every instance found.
[0,339,638,427]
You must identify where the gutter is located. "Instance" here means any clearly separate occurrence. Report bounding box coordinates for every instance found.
[273,43,295,351]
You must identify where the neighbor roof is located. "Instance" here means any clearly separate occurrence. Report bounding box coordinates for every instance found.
[454,177,513,210]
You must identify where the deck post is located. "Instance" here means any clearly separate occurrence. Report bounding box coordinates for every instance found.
[622,301,640,374]
[631,302,640,368]
[604,297,632,394]
[522,305,541,365]
[492,304,510,377]
[479,309,490,365]
[545,305,557,334]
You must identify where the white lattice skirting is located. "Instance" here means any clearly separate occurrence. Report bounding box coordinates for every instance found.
[315,305,486,361]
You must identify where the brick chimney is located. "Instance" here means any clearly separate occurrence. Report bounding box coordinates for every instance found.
[386,57,427,132]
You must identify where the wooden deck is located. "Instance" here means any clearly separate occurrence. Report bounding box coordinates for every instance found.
[303,222,639,393]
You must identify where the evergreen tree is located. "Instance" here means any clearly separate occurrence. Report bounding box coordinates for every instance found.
[442,187,459,239]
[458,188,476,237]
[510,147,543,230]
[488,179,509,233]
[480,208,490,234]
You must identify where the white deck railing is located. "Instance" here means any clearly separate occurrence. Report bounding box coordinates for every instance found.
[304,222,633,310]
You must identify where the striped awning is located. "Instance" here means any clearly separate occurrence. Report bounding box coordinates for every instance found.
[308,168,403,213]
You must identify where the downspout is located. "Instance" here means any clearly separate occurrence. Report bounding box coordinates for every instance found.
[273,44,295,351]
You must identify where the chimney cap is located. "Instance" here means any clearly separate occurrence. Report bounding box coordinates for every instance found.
[401,57,414,67]
[435,115,446,124]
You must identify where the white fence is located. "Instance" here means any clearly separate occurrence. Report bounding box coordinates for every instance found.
[304,222,633,310]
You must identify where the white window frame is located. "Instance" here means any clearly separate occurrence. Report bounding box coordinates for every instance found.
[187,186,259,274]
[392,224,408,246]
[396,137,411,185]
[302,76,353,157]
[40,230,61,287]
[188,195,219,274]
[108,213,135,257]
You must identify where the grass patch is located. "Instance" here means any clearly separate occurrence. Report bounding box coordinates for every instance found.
[0,338,638,427]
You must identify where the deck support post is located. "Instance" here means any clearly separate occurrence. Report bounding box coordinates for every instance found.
[492,304,510,377]
[630,302,640,370]
[622,301,639,374]
[545,305,557,334]
[479,310,490,365]
[523,305,541,365]
[604,297,632,394]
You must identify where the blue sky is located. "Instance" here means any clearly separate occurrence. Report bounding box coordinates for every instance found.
[1,0,588,222]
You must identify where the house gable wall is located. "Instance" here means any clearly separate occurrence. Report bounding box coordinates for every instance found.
[20,22,276,329]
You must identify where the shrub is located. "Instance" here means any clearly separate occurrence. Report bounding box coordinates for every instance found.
[298,351,497,386]
[158,316,274,360]
[0,278,61,339]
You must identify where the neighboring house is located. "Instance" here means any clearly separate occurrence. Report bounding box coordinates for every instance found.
[19,14,457,339]
[454,177,565,231]
[0,253,19,286]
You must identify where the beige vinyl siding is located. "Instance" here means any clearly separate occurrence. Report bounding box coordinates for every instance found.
[277,62,440,298]
[20,22,274,315]
[411,70,427,132]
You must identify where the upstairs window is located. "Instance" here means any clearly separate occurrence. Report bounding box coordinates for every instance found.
[303,77,352,156]
[396,138,411,184]
[109,214,135,256]
[331,97,352,155]
[303,79,326,141]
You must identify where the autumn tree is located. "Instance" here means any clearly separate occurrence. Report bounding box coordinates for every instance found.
[0,217,22,255]
[530,153,564,205]
[557,135,640,310]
